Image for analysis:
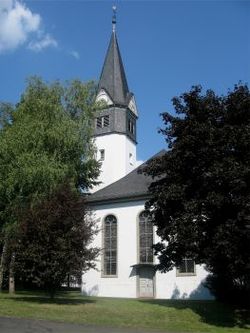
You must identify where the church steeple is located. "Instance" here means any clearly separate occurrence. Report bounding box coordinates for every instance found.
[92,7,138,191]
[97,7,133,109]
[95,8,138,141]
[98,30,130,107]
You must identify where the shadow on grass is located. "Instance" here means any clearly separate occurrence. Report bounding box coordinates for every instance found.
[139,299,250,330]
[12,297,95,305]
[8,291,96,306]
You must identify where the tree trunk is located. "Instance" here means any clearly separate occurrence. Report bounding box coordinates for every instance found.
[67,274,70,288]
[9,252,15,294]
[0,240,7,292]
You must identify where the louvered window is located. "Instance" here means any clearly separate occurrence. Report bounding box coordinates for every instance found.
[128,119,135,134]
[103,215,117,276]
[103,115,109,127]
[139,211,153,263]
[96,115,109,128]
[96,117,102,128]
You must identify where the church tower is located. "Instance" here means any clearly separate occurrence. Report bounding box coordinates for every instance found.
[93,8,138,191]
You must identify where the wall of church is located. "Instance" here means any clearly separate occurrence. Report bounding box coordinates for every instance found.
[82,200,144,298]
[92,134,137,192]
[82,200,213,299]
[155,264,213,300]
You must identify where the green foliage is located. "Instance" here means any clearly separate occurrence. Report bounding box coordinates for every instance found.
[0,103,14,130]
[0,77,100,292]
[145,84,250,303]
[0,77,99,220]
[14,183,99,297]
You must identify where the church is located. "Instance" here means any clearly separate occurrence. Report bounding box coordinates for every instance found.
[82,11,212,300]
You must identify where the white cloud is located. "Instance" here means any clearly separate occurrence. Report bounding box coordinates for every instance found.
[0,0,12,12]
[0,0,57,53]
[69,50,80,60]
[28,33,58,52]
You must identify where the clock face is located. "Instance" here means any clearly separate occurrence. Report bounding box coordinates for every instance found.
[96,89,113,105]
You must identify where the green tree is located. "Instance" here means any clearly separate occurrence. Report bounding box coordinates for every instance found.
[144,84,250,303]
[0,77,99,292]
[0,103,13,130]
[14,183,98,297]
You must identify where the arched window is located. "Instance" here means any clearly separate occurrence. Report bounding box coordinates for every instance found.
[103,215,117,276]
[139,211,153,263]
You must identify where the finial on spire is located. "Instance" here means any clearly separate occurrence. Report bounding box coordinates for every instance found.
[112,5,117,32]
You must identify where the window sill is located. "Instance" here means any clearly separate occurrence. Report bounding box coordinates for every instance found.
[176,272,196,277]
[101,274,118,278]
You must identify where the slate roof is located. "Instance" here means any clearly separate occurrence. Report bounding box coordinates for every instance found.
[98,31,132,107]
[87,150,165,205]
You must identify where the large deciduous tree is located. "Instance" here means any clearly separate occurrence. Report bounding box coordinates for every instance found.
[0,77,99,292]
[14,183,98,297]
[144,84,250,303]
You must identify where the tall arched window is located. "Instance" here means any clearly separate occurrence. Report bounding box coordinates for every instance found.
[103,215,117,276]
[139,211,153,263]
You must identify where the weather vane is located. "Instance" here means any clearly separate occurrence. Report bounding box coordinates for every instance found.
[112,5,117,32]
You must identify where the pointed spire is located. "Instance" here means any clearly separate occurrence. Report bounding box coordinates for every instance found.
[98,6,131,107]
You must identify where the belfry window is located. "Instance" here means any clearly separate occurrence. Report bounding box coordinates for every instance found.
[139,211,153,263]
[96,115,110,129]
[103,115,109,127]
[103,215,117,276]
[128,119,135,134]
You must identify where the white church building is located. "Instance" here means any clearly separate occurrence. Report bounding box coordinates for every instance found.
[82,12,212,300]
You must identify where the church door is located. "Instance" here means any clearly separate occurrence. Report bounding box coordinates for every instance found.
[138,266,155,298]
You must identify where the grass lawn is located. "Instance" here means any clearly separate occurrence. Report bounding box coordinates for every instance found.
[0,291,249,332]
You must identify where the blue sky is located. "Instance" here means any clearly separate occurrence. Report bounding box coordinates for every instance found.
[0,0,249,161]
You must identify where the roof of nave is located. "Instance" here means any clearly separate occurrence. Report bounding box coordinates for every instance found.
[87,150,165,205]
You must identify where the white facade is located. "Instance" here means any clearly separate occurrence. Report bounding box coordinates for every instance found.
[92,134,137,192]
[82,200,212,299]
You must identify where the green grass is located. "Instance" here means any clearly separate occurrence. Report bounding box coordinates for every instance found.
[0,291,249,332]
